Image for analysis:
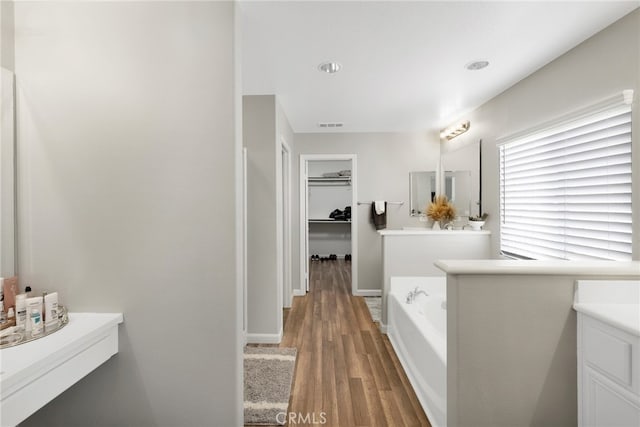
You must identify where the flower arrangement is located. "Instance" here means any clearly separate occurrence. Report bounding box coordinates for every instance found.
[427,195,456,222]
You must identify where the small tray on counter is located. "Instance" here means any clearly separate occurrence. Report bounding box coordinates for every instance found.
[0,305,69,349]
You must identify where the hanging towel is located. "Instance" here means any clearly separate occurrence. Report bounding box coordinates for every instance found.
[374,201,386,215]
[371,202,387,230]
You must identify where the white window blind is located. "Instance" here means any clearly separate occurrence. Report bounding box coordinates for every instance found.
[499,91,633,261]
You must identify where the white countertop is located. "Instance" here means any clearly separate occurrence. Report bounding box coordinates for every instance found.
[378,229,491,236]
[1,313,123,387]
[435,260,640,276]
[573,279,640,336]
[1,312,123,426]
[573,303,639,336]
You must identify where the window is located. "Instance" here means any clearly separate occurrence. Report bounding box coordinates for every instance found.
[499,91,633,261]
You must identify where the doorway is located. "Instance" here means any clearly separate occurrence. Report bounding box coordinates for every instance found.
[299,154,357,295]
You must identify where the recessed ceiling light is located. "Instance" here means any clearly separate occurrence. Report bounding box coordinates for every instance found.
[318,61,342,74]
[466,60,489,71]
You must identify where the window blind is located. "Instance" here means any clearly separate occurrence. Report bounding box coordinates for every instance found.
[499,93,633,261]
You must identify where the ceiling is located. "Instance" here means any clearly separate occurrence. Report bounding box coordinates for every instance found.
[241,1,639,134]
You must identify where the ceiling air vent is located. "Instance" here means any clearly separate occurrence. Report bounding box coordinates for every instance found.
[318,122,344,128]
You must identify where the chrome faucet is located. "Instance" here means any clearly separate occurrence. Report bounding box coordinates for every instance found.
[406,287,429,304]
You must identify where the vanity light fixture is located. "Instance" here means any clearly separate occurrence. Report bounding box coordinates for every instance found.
[440,120,470,141]
[318,61,342,74]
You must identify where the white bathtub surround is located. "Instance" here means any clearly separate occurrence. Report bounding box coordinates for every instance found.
[387,277,447,427]
[378,229,490,328]
[0,313,124,426]
[438,260,640,427]
[574,280,640,426]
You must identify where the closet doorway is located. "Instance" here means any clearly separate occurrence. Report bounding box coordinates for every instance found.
[299,155,357,294]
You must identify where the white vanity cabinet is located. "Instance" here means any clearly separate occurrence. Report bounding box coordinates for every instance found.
[574,280,640,427]
[578,315,640,426]
[0,312,124,426]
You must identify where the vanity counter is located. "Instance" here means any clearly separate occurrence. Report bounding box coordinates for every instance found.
[0,312,123,426]
[573,279,640,336]
[379,229,490,236]
[574,303,640,336]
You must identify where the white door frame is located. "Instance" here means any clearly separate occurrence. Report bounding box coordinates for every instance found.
[280,139,292,308]
[299,158,310,294]
[241,148,248,342]
[298,154,358,294]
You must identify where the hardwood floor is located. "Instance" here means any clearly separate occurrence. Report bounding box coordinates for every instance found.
[279,259,431,427]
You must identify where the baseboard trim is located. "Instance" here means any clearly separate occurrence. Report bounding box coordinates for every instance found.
[379,322,388,334]
[292,289,306,297]
[246,329,283,344]
[353,289,382,297]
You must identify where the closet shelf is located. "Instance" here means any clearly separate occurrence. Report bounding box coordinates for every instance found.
[308,176,351,184]
[308,219,351,223]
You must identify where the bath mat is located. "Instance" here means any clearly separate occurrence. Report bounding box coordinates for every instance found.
[244,346,297,425]
[364,297,381,323]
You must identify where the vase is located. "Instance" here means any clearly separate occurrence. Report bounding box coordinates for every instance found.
[432,220,441,230]
[469,220,485,231]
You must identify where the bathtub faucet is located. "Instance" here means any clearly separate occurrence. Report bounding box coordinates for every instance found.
[406,287,429,304]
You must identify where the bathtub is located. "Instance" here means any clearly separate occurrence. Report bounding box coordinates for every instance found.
[387,276,447,427]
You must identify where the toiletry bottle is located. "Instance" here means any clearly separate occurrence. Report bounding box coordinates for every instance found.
[2,277,17,315]
[30,307,43,336]
[25,296,42,333]
[0,300,6,326]
[15,293,27,330]
[44,292,59,329]
[0,278,4,324]
[42,291,47,322]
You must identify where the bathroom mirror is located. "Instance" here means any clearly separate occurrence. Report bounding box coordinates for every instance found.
[409,171,436,216]
[1,67,16,277]
[441,141,480,217]
[444,170,472,218]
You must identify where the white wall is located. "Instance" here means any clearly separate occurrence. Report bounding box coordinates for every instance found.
[0,1,16,278]
[0,68,15,277]
[293,132,440,293]
[0,0,14,71]
[243,94,295,340]
[14,2,240,425]
[453,9,640,259]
